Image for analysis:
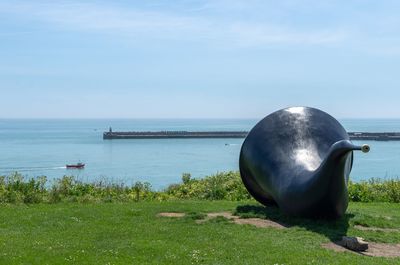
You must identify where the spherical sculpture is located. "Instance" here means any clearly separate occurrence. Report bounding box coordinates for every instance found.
[239,107,369,218]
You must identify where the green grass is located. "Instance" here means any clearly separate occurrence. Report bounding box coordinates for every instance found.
[1,201,400,264]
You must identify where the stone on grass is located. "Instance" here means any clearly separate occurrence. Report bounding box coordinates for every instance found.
[340,236,369,252]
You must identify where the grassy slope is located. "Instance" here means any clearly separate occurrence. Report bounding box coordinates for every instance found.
[0,201,400,265]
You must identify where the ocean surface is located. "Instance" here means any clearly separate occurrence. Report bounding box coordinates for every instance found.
[1,119,400,189]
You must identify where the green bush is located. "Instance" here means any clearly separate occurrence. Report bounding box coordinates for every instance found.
[1,171,400,204]
[0,173,47,203]
[0,173,162,204]
[165,171,251,201]
[348,178,400,203]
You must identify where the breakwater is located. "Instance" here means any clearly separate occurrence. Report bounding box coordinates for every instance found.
[348,132,400,141]
[103,131,248,139]
[103,131,400,140]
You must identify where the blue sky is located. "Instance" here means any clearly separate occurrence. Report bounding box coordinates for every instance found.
[1,0,400,118]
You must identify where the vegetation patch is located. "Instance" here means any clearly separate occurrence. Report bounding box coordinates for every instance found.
[2,171,400,204]
[0,171,251,204]
[349,178,400,202]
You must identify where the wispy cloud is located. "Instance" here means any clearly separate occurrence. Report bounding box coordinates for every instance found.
[0,2,207,35]
[229,23,346,46]
[0,1,346,47]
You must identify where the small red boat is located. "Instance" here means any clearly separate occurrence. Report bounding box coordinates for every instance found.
[66,162,85,169]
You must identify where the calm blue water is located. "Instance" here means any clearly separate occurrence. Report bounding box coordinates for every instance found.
[0,119,400,189]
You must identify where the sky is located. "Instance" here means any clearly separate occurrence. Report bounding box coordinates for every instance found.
[1,0,400,119]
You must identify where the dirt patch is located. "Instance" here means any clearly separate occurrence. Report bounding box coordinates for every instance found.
[322,242,400,258]
[234,218,287,229]
[157,212,186,218]
[206,212,236,219]
[195,211,234,224]
[354,225,400,233]
[366,243,400,257]
[321,242,350,253]
[196,212,287,229]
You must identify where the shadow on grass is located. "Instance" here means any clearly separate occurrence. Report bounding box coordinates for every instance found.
[235,204,354,242]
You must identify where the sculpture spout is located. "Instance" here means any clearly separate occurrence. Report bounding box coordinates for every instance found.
[324,140,369,162]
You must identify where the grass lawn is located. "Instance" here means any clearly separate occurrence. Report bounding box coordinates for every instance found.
[1,201,400,264]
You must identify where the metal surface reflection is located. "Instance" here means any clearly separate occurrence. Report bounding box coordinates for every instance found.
[239,107,369,219]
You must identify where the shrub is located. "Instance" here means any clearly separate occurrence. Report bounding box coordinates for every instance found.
[1,171,400,204]
[165,171,251,201]
[348,178,400,203]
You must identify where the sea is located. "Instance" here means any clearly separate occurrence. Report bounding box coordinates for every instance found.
[1,119,400,190]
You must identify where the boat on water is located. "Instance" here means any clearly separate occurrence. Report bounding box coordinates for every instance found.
[66,162,85,169]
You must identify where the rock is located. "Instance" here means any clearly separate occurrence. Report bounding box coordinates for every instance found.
[340,236,369,252]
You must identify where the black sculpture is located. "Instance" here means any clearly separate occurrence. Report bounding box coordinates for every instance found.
[239,107,369,218]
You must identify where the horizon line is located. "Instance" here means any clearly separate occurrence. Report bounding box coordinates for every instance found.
[1,117,400,120]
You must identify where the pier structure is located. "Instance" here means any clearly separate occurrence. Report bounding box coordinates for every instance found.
[103,130,400,141]
[103,131,248,139]
[348,132,400,141]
